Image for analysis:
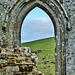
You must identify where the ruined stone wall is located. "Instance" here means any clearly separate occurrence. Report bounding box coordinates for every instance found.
[0,0,15,48]
[0,0,75,75]
[0,47,43,75]
[0,0,20,48]
[63,0,75,75]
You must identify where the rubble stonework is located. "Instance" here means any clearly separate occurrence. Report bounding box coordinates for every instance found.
[0,47,44,75]
[0,0,75,75]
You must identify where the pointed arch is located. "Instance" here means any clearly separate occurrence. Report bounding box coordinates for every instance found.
[7,0,70,74]
[17,1,58,36]
[21,7,54,43]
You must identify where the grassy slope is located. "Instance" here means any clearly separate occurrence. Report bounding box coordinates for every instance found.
[21,37,55,52]
[21,37,56,75]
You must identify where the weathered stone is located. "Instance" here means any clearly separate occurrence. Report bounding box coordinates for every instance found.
[0,0,75,75]
[0,47,43,75]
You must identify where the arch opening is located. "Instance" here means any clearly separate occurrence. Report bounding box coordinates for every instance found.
[21,7,56,75]
[19,3,57,36]
[18,3,58,46]
[21,7,55,43]
[8,0,67,74]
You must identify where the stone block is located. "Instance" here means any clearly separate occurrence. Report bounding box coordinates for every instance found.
[0,67,5,72]
[0,54,6,59]
[19,65,33,72]
[12,66,19,72]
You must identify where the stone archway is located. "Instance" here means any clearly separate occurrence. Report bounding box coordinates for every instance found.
[6,0,71,75]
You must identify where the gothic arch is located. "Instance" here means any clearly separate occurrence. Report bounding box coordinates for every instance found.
[7,0,70,75]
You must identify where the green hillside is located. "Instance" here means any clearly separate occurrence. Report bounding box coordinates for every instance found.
[21,37,55,52]
[21,37,56,75]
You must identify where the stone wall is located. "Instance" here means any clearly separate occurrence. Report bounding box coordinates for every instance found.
[0,0,75,75]
[63,0,75,75]
[0,47,43,75]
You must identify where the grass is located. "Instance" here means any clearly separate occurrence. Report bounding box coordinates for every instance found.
[21,37,55,52]
[21,37,56,75]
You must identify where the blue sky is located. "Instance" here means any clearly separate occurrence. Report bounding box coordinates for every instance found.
[21,7,54,43]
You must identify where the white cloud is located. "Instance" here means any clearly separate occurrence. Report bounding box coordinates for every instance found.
[21,17,54,42]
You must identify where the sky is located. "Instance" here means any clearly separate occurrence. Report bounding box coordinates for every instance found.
[21,7,54,43]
